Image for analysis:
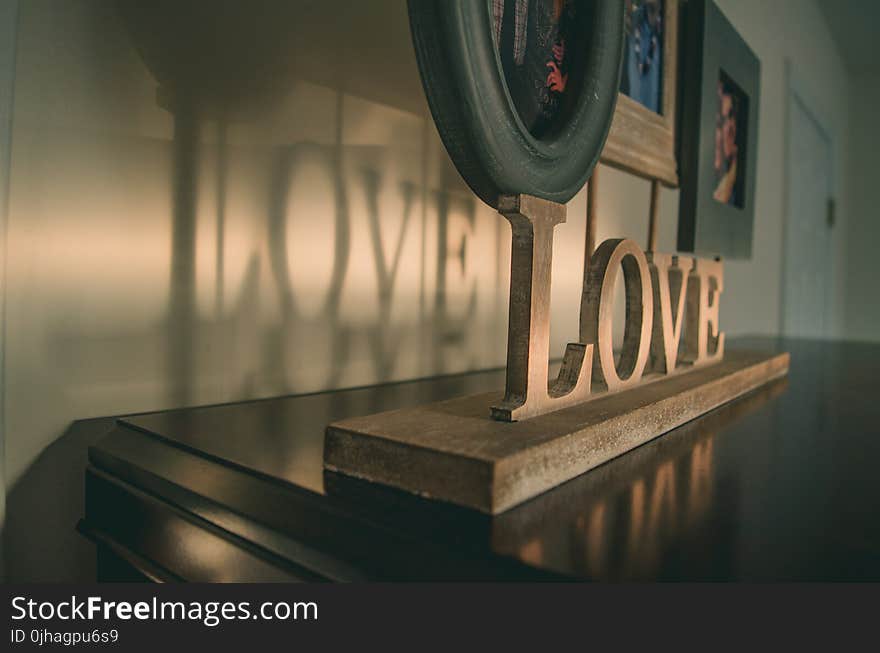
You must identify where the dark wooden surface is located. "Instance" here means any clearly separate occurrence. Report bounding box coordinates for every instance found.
[80,337,880,580]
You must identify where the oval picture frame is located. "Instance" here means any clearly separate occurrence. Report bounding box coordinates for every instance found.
[408,0,624,208]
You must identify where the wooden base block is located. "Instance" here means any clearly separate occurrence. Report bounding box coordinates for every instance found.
[324,349,789,514]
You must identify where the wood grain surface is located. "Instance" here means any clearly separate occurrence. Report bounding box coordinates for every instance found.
[325,349,789,514]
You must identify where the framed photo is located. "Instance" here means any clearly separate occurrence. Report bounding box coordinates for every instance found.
[600,0,679,186]
[677,0,760,259]
[407,0,624,208]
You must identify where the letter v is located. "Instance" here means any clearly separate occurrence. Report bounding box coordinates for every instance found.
[647,253,694,373]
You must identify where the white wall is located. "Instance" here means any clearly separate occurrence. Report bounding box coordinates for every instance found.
[680,0,850,338]
[844,73,880,341]
[0,0,856,579]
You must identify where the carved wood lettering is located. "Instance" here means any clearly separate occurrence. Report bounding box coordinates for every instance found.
[681,257,725,366]
[581,238,653,392]
[493,195,725,422]
[490,195,595,422]
[647,252,694,374]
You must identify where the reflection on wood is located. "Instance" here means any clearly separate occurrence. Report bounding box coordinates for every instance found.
[489,376,787,579]
[687,439,713,526]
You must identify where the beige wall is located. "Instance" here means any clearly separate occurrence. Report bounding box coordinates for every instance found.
[0,0,19,577]
[3,0,513,491]
[0,0,857,578]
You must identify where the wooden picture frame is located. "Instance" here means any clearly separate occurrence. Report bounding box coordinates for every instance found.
[407,0,624,208]
[600,0,679,187]
[677,0,760,259]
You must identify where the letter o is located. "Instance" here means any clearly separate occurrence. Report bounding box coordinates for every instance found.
[582,238,653,391]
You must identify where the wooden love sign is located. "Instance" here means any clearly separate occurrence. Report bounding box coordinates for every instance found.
[325,4,783,511]
[325,194,787,514]
[492,195,724,421]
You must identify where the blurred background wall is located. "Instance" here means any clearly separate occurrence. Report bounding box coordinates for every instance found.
[844,73,880,341]
[0,0,874,580]
[816,2,880,342]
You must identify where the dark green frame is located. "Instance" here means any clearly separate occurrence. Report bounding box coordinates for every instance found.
[408,0,624,208]
[677,0,761,259]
